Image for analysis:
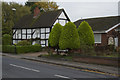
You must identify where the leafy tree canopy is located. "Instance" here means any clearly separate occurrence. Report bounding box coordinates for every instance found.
[2,2,31,35]
[59,22,80,50]
[78,21,95,46]
[25,0,59,13]
[49,23,63,47]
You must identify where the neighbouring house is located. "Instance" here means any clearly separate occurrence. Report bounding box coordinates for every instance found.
[12,7,70,47]
[74,16,120,48]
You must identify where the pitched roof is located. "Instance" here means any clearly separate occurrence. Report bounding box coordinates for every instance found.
[13,9,70,29]
[74,16,120,32]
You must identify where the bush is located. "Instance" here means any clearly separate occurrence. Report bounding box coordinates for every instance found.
[2,34,12,45]
[16,40,31,46]
[78,21,94,45]
[2,45,15,53]
[17,45,41,53]
[49,23,63,47]
[59,22,80,50]
[2,45,42,54]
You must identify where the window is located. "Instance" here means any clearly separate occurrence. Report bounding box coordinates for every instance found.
[41,28,45,33]
[27,29,31,33]
[41,34,45,39]
[27,35,31,39]
[22,35,26,39]
[22,29,26,33]
[58,12,67,19]
[13,35,15,39]
[46,34,49,39]
[46,28,50,33]
[46,40,48,46]
[94,34,101,43]
[41,40,45,44]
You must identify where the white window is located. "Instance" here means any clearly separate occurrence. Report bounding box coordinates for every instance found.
[41,28,45,33]
[22,29,26,33]
[41,34,45,39]
[46,28,50,33]
[94,34,101,43]
[27,35,31,39]
[27,29,31,33]
[46,34,49,39]
[46,40,48,46]
[41,40,45,44]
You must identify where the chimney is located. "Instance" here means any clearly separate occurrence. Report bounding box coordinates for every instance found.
[33,7,40,18]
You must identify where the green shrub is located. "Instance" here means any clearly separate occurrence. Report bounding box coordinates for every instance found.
[16,45,41,53]
[16,40,31,46]
[2,45,42,54]
[2,34,12,45]
[78,21,95,45]
[49,23,63,47]
[34,43,41,46]
[59,22,80,50]
[2,45,15,53]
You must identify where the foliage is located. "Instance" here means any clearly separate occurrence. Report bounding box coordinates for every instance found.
[25,1,59,13]
[49,23,63,47]
[34,43,41,46]
[2,34,12,45]
[59,22,80,50]
[2,45,42,54]
[78,21,95,46]
[80,45,95,56]
[16,45,41,54]
[2,45,15,53]
[16,40,31,46]
[2,2,31,35]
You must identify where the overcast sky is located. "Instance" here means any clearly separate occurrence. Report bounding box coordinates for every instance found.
[2,0,119,22]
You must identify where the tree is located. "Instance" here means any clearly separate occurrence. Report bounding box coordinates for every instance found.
[2,34,12,45]
[25,1,59,13]
[2,2,31,35]
[49,23,63,47]
[78,21,94,46]
[59,22,80,50]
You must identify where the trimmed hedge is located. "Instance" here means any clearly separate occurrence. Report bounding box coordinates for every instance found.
[49,23,63,47]
[78,21,95,46]
[2,45,42,54]
[59,22,80,50]
[2,34,12,45]
[2,45,15,53]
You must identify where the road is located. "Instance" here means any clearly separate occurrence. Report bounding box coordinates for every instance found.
[2,56,116,79]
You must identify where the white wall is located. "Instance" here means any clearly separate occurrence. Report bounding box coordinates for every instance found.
[13,28,50,47]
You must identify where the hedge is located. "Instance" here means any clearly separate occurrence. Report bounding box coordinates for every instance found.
[2,34,12,45]
[2,45,42,54]
[2,45,15,53]
[59,22,80,50]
